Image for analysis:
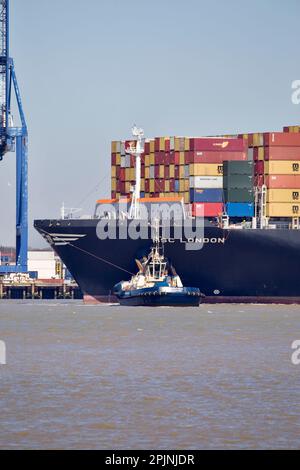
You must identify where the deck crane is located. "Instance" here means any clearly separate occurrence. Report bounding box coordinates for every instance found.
[0,0,28,274]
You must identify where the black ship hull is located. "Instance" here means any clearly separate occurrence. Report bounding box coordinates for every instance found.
[34,219,300,303]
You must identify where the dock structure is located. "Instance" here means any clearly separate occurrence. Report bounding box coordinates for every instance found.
[0,280,83,300]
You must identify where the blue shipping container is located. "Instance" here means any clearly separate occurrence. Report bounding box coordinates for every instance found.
[190,188,223,203]
[226,203,254,217]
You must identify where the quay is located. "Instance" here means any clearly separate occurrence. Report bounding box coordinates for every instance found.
[0,279,83,300]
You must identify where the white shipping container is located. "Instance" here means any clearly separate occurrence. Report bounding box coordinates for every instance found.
[28,251,57,279]
[189,176,223,189]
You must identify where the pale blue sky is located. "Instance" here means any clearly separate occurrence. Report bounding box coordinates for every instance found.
[1,0,300,246]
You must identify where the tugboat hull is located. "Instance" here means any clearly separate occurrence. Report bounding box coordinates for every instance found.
[117,287,203,307]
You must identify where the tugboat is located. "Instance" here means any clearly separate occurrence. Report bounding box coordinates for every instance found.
[113,240,204,307]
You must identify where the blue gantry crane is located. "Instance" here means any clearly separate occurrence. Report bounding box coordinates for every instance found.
[0,0,28,274]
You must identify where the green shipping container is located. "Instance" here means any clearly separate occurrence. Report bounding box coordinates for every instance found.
[224,188,255,203]
[223,161,254,176]
[223,174,254,189]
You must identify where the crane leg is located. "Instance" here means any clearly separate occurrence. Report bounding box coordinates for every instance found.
[15,134,28,272]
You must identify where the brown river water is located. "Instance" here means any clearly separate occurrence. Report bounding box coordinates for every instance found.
[0,301,299,449]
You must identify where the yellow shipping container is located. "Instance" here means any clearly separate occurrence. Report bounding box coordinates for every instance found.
[189,163,223,176]
[184,138,190,151]
[144,193,150,198]
[165,180,170,192]
[116,153,121,165]
[145,167,150,179]
[265,161,300,175]
[111,141,118,153]
[125,168,130,180]
[175,137,186,152]
[253,133,264,147]
[174,137,180,151]
[145,154,150,167]
[179,165,185,179]
[258,147,265,161]
[149,179,155,193]
[159,165,164,178]
[159,137,169,151]
[179,180,185,192]
[169,164,175,178]
[179,152,185,165]
[184,179,189,191]
[140,179,145,191]
[116,192,121,200]
[125,182,131,193]
[111,178,116,192]
[266,203,300,217]
[130,168,135,180]
[150,140,155,153]
[184,191,190,203]
[111,166,116,178]
[267,189,300,203]
[150,153,155,165]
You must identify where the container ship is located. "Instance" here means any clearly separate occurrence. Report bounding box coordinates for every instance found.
[34,124,300,304]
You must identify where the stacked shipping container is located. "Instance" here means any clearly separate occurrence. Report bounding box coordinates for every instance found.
[223,161,255,217]
[110,125,300,220]
[111,136,247,217]
[249,131,300,217]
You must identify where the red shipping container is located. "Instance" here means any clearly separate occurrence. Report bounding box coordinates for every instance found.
[174,152,180,165]
[265,175,300,188]
[157,152,166,164]
[255,174,265,187]
[255,161,264,175]
[163,152,174,164]
[119,168,125,182]
[154,165,160,178]
[116,166,121,178]
[155,138,160,152]
[141,166,145,178]
[190,137,246,152]
[264,147,300,161]
[264,132,300,147]
[144,141,150,153]
[145,180,149,192]
[155,179,165,192]
[130,155,136,167]
[169,179,175,191]
[111,153,116,165]
[165,166,170,179]
[165,139,170,152]
[111,191,117,199]
[192,202,223,217]
[174,166,179,179]
[283,127,290,133]
[188,150,247,164]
